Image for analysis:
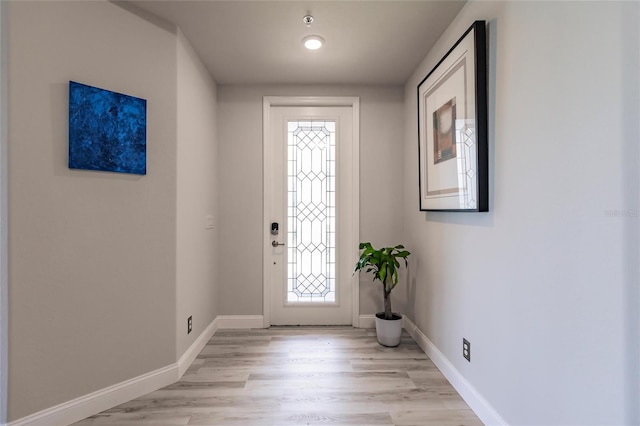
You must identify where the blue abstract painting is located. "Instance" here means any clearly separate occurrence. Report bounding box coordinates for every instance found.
[69,81,147,175]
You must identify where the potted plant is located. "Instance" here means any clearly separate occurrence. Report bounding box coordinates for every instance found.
[354,242,410,347]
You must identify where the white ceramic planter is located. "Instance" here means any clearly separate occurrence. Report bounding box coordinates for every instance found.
[375,312,403,347]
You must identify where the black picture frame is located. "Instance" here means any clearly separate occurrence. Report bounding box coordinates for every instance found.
[417,21,488,212]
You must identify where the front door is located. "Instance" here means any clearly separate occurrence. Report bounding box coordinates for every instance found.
[264,98,359,326]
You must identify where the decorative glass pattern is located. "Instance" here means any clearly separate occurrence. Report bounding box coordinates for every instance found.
[287,121,336,303]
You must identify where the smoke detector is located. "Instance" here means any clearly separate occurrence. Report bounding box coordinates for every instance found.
[303,15,314,27]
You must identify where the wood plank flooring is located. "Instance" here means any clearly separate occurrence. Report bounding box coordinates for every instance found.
[74,327,483,426]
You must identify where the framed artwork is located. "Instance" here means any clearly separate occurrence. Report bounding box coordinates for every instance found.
[417,21,488,212]
[69,81,147,175]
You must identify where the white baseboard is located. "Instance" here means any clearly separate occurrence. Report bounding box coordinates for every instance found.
[7,364,177,426]
[177,317,219,378]
[215,315,264,329]
[8,316,221,426]
[358,314,376,329]
[402,316,508,426]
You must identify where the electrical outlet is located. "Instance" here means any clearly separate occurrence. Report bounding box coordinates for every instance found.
[187,316,193,334]
[463,338,471,362]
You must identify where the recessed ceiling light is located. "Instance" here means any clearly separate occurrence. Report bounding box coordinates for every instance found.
[303,35,324,50]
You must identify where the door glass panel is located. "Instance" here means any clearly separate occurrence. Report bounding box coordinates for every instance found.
[287,120,336,303]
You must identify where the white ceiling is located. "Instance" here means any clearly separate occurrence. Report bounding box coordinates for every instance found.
[128,0,466,85]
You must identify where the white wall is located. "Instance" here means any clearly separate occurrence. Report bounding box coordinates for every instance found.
[217,85,405,317]
[8,3,222,422]
[176,29,219,358]
[7,1,181,422]
[403,1,640,425]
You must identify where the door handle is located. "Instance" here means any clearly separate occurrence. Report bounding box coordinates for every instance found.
[272,240,285,247]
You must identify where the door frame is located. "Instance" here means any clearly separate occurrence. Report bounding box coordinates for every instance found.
[262,96,360,328]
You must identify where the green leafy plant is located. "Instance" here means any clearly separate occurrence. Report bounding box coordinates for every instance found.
[353,242,410,320]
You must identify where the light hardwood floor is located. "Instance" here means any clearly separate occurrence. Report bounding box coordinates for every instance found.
[74,327,483,426]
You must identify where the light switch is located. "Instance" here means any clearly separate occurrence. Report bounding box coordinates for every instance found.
[205,215,214,230]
